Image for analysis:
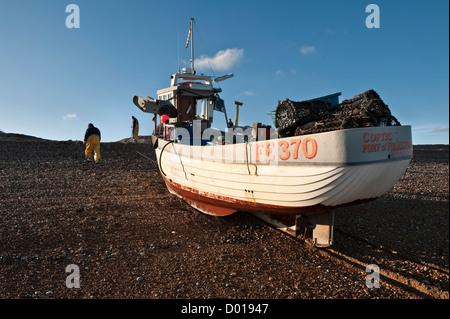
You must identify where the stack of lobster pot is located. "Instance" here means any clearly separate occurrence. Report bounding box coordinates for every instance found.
[274,89,400,138]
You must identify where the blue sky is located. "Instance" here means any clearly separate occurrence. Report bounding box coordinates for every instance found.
[0,0,448,144]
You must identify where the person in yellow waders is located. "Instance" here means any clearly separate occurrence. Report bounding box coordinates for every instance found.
[83,123,101,163]
[131,116,139,143]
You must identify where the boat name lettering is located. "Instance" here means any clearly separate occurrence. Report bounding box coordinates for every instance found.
[362,131,392,143]
[255,137,318,162]
[361,131,412,156]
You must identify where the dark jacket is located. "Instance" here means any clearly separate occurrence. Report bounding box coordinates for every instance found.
[84,126,101,142]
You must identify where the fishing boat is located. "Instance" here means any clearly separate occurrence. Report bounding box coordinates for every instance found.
[133,19,413,246]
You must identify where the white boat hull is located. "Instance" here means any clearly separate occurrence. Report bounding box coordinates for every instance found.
[154,126,412,216]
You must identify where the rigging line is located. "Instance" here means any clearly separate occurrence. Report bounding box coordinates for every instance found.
[159,140,174,177]
[177,32,180,72]
[136,151,156,164]
[245,142,251,175]
[181,25,189,70]
[181,43,188,70]
[193,19,217,79]
[247,142,258,176]
[171,141,188,180]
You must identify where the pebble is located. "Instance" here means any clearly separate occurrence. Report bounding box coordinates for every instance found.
[0,139,447,299]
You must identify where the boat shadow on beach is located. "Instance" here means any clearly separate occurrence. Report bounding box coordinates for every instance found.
[325,194,448,296]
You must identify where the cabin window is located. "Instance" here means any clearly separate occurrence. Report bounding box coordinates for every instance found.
[198,98,207,118]
[196,98,214,123]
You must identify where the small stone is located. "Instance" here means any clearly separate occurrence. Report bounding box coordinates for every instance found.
[137,276,144,282]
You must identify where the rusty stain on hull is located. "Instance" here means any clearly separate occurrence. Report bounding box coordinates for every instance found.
[162,175,377,217]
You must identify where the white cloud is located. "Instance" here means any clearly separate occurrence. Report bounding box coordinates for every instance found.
[196,48,244,71]
[63,113,77,120]
[433,126,449,133]
[300,46,316,55]
[238,90,256,97]
[413,124,449,134]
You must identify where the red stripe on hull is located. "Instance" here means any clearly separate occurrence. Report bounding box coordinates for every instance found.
[161,176,366,217]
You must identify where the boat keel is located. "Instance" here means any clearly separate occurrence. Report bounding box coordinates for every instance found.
[309,210,335,247]
[252,210,335,248]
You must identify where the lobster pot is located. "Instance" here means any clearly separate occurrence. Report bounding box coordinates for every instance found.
[275,99,332,136]
[274,89,401,138]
